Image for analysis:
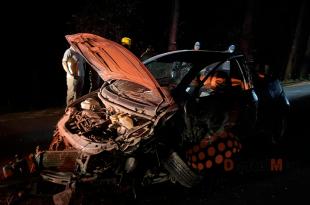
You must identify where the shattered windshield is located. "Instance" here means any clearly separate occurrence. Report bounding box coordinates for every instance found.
[145,61,194,88]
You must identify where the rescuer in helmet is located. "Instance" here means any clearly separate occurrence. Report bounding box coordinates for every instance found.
[121,37,132,50]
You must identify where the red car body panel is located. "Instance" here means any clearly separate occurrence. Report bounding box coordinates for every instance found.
[65,33,173,105]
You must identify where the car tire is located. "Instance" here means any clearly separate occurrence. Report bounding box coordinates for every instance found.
[163,152,201,188]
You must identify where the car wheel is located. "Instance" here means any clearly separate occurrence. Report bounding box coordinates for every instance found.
[163,152,201,188]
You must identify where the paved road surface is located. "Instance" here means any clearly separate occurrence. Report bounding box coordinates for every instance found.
[284,81,310,99]
[0,107,65,163]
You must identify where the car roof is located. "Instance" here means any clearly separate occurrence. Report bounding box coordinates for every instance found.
[143,49,243,65]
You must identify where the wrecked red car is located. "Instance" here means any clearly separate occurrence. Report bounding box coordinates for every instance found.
[0,33,289,203]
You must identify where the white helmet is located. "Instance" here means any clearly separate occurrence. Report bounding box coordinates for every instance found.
[194,41,200,50]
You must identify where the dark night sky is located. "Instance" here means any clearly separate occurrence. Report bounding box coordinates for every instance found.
[1,1,75,112]
[0,0,304,113]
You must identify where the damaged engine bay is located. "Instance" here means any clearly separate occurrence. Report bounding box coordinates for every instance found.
[47,86,175,185]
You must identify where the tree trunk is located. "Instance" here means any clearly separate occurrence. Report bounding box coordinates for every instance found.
[168,0,179,51]
[300,34,310,79]
[284,0,309,80]
[240,0,256,66]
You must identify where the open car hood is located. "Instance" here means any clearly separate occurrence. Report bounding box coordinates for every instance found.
[66,33,172,105]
